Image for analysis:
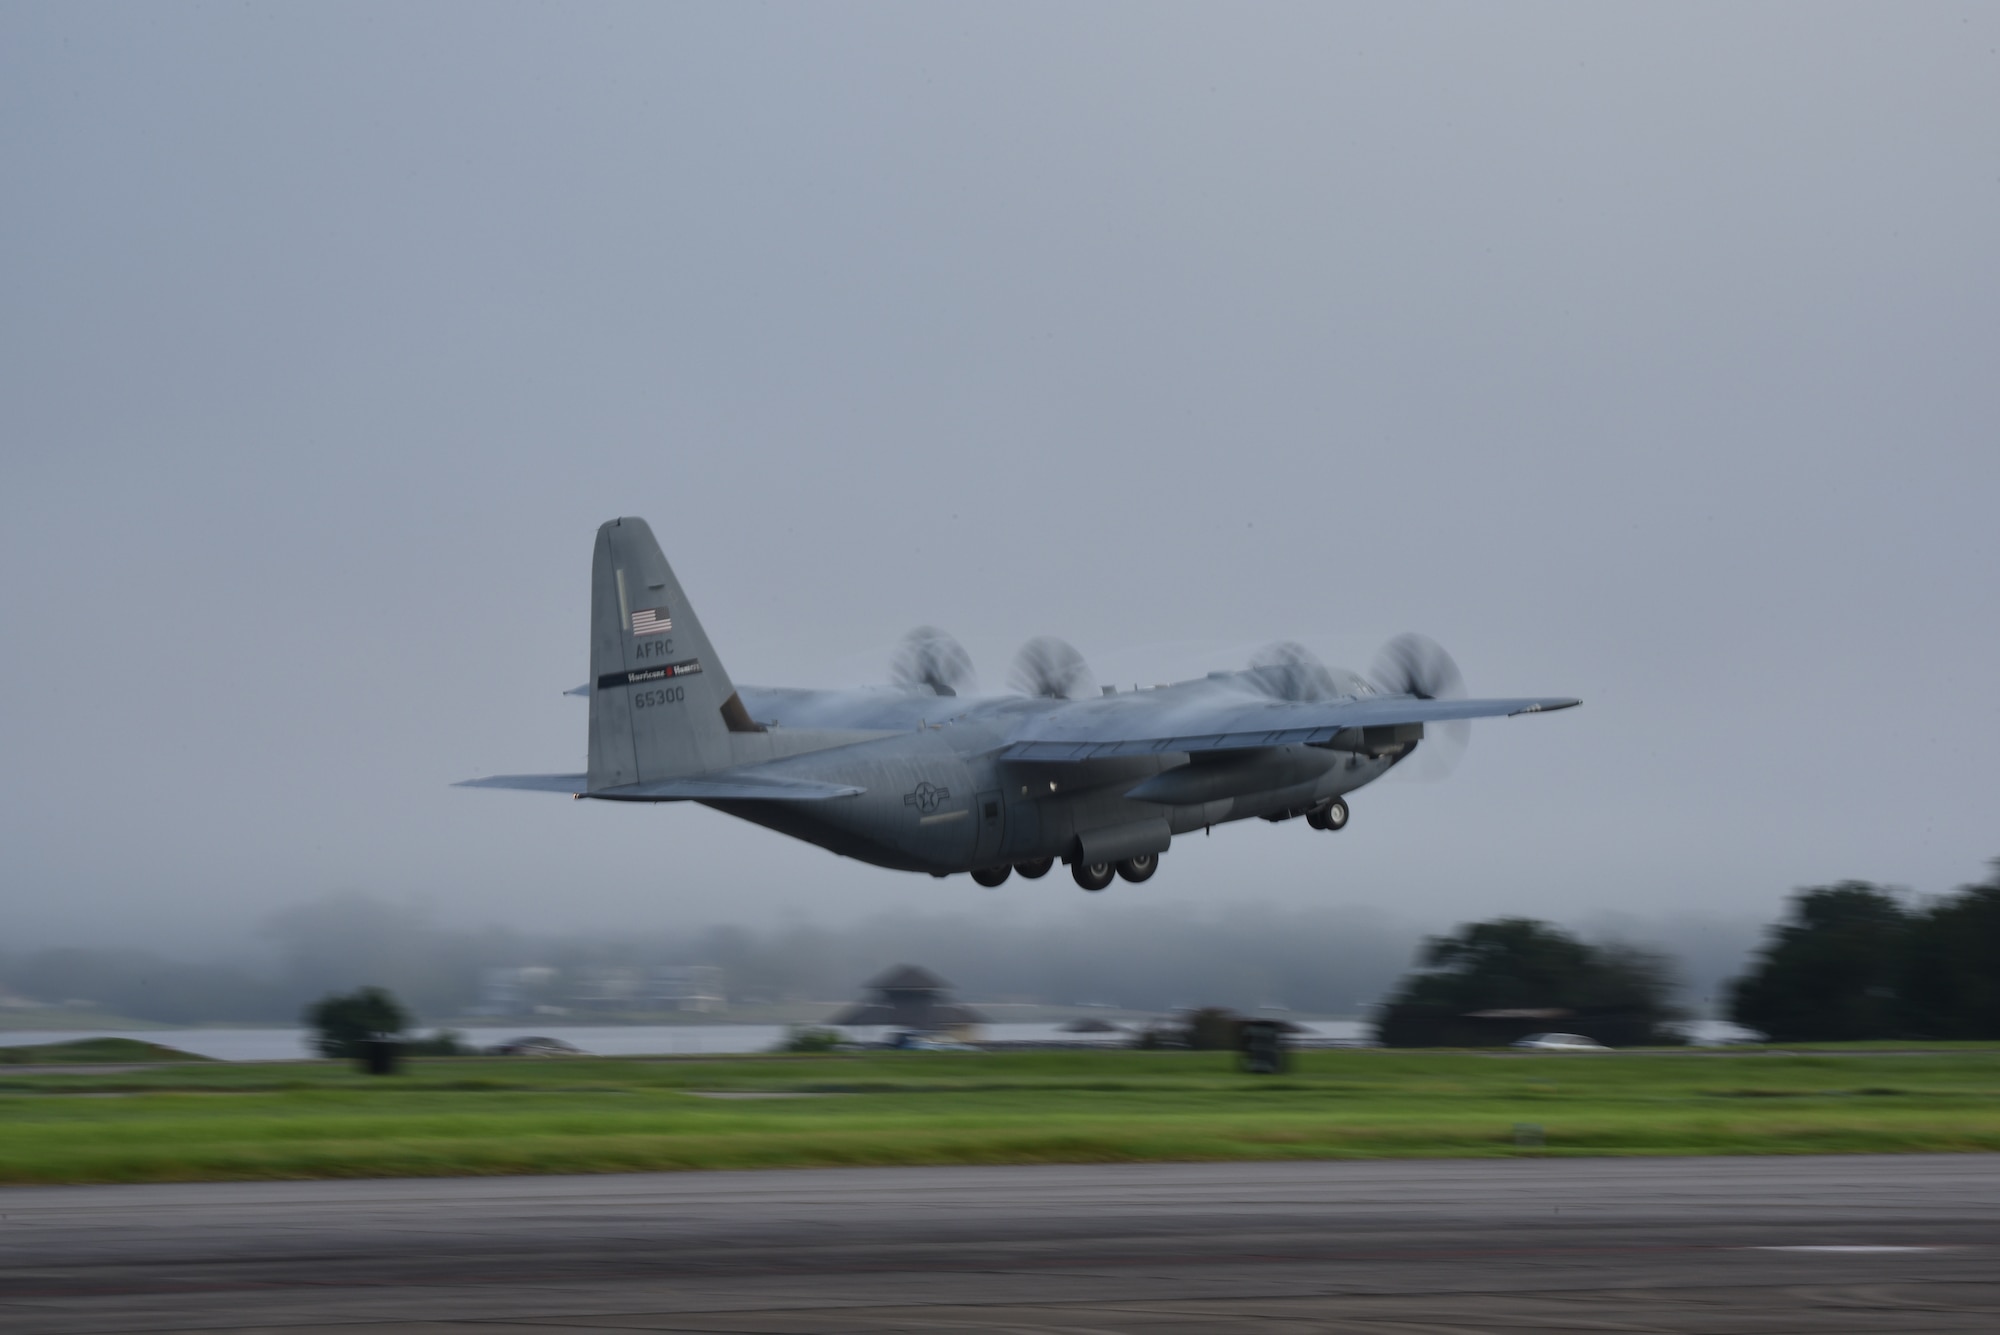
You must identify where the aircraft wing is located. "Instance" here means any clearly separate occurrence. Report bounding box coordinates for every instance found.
[454,771,863,801]
[997,694,1579,762]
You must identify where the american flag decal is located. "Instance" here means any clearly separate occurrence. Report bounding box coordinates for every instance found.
[631,606,673,636]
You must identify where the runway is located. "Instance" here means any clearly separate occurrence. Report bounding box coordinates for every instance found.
[3,1156,1997,1332]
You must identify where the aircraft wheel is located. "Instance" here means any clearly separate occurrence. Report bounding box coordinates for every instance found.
[970,865,1012,887]
[1072,860,1115,892]
[1115,852,1158,883]
[1014,858,1055,880]
[1318,797,1350,831]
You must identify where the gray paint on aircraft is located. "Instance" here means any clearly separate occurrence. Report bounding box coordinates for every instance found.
[464,519,1578,886]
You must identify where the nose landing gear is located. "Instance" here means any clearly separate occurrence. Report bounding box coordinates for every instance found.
[1013,858,1055,880]
[971,865,1012,887]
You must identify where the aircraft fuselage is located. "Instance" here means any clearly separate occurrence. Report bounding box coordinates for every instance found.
[711,683,1403,876]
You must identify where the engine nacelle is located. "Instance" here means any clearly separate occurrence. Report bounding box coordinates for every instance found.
[1314,722,1424,758]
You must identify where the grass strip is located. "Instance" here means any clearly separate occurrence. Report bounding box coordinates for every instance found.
[0,1037,212,1065]
[3,1048,1998,1184]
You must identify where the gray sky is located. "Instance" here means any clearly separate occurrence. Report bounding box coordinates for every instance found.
[4,3,1996,957]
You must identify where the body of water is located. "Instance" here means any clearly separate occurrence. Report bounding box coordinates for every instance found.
[1,1022,1353,1061]
[0,1018,1756,1061]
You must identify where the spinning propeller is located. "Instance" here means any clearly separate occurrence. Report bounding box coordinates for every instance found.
[1371,632,1469,778]
[1009,636,1096,700]
[1371,631,1466,702]
[1246,640,1340,703]
[891,626,975,697]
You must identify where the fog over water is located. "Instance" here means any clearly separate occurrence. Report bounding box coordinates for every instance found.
[0,888,1767,1024]
[2,7,1994,972]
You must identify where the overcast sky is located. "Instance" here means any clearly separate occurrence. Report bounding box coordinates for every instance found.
[3,3,1995,959]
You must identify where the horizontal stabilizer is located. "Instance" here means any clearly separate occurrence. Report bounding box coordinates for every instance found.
[455,772,588,792]
[454,770,860,801]
[589,774,864,802]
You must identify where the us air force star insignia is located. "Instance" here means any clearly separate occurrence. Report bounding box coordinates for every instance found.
[903,781,950,814]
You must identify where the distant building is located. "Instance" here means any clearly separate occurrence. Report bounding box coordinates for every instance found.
[827,965,986,1039]
[477,963,725,1016]
[646,965,725,1013]
[473,966,559,1017]
[571,965,645,1010]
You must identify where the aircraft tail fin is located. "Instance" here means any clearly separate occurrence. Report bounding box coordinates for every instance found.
[587,517,761,791]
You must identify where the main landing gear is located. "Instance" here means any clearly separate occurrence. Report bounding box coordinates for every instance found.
[1116,851,1158,883]
[1071,853,1159,891]
[1307,797,1350,832]
[973,858,1057,887]
[969,853,1162,891]
[1072,860,1115,891]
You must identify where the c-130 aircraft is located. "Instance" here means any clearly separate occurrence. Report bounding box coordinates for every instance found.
[461,518,1579,891]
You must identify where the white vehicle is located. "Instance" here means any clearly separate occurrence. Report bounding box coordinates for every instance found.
[1511,1032,1610,1051]
[888,1031,982,1052]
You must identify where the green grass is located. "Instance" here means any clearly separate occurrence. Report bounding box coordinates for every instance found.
[0,1036,212,1065]
[3,1048,1998,1185]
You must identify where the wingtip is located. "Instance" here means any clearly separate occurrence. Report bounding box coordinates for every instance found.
[1509,698,1582,716]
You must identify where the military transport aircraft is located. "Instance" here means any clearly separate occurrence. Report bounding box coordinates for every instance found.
[460,518,1579,890]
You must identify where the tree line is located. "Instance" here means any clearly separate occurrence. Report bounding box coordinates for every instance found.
[1372,917,1687,1045]
[1367,858,2000,1045]
[4,862,1994,1037]
[1728,861,2000,1041]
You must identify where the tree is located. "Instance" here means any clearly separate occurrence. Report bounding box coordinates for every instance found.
[1398,919,1595,1011]
[1396,919,1678,1012]
[1898,861,2000,1039]
[303,986,411,1059]
[1375,918,1684,1046]
[774,1026,842,1053]
[1181,1006,1243,1050]
[1728,882,1911,1041]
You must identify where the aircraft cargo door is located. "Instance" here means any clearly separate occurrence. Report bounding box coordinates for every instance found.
[974,789,1005,866]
